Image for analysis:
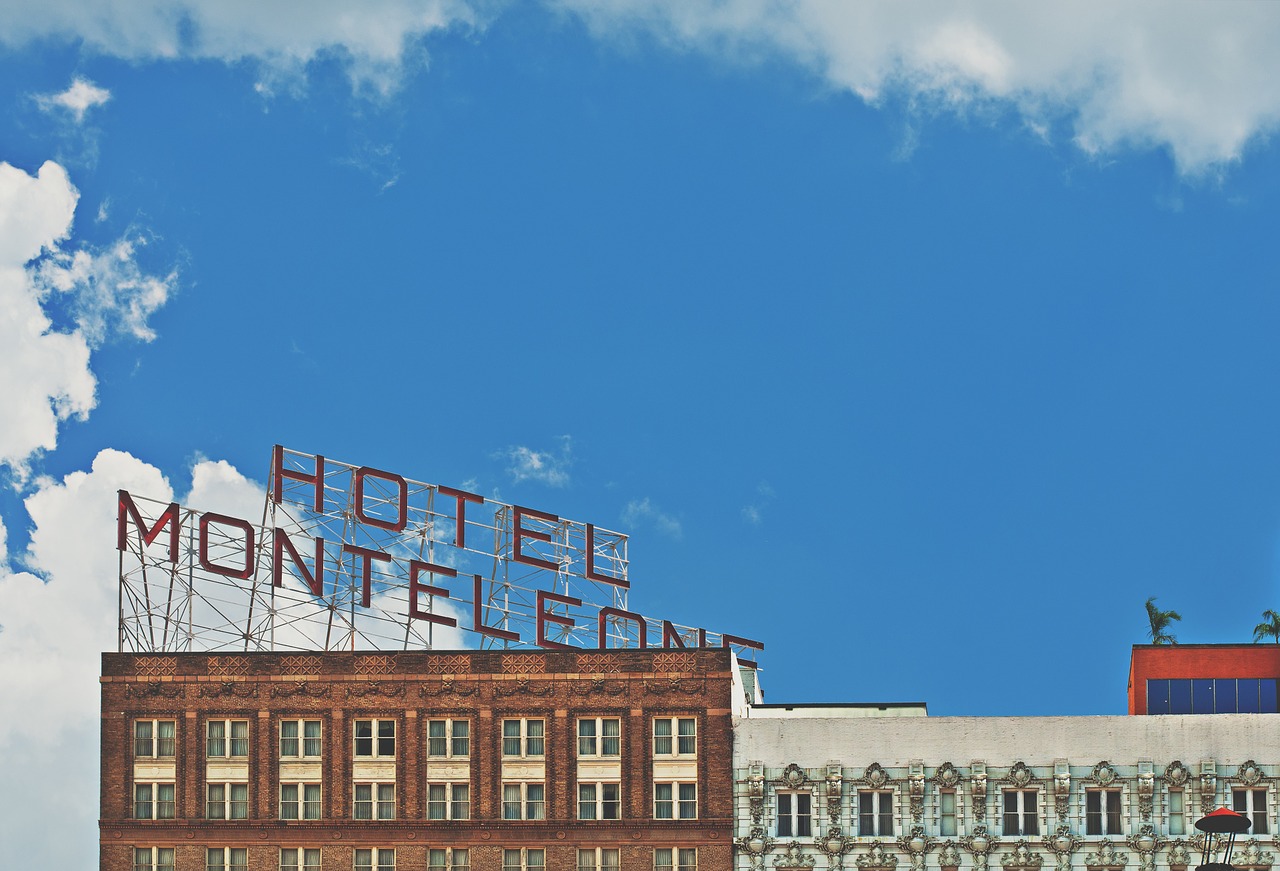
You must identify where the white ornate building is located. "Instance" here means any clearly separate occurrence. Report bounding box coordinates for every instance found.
[730,703,1276,871]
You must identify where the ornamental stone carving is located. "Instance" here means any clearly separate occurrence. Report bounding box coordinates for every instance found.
[749,763,766,824]
[269,681,330,699]
[1084,840,1128,869]
[827,763,845,825]
[1091,762,1119,787]
[571,678,625,696]
[939,842,963,869]
[972,763,989,823]
[961,825,1002,871]
[816,827,857,861]
[897,826,937,871]
[1043,824,1083,871]
[1162,762,1189,788]
[1001,840,1045,871]
[778,763,809,790]
[1234,839,1275,869]
[1053,761,1072,820]
[1166,840,1191,869]
[495,678,552,698]
[1137,769,1155,821]
[856,841,899,870]
[420,678,477,698]
[644,677,706,695]
[345,681,404,700]
[125,681,185,699]
[198,681,257,698]
[909,761,926,823]
[774,842,816,869]
[1127,824,1163,871]
[736,826,775,866]
[935,763,962,790]
[1237,761,1265,787]
[1007,762,1037,788]
[864,763,892,789]
[1199,763,1218,816]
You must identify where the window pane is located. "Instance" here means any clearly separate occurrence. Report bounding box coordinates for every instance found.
[1191,678,1214,714]
[580,784,597,820]
[303,720,321,756]
[281,784,299,819]
[452,784,470,820]
[603,783,620,819]
[304,784,321,819]
[230,721,249,757]
[526,720,544,756]
[230,783,248,819]
[452,721,469,757]
[355,721,373,756]
[528,783,545,820]
[429,720,447,755]
[678,783,697,819]
[135,784,153,819]
[207,720,225,757]
[378,783,395,819]
[503,784,521,820]
[798,793,811,836]
[602,719,620,756]
[654,719,672,755]
[527,850,544,869]
[655,849,674,871]
[1237,679,1261,714]
[677,719,696,755]
[940,791,957,836]
[1215,679,1239,713]
[1147,679,1171,714]
[157,783,175,819]
[378,721,396,756]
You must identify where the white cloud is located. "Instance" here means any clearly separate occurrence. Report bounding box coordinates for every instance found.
[498,436,573,487]
[35,77,111,122]
[622,496,683,540]
[0,0,483,96]
[742,479,773,526]
[553,0,1280,174]
[0,160,175,480]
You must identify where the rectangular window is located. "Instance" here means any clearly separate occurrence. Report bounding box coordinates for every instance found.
[354,719,396,758]
[860,791,894,836]
[940,791,957,836]
[502,848,546,871]
[1086,791,1122,836]
[578,718,622,757]
[427,719,469,758]
[578,782,621,820]
[654,782,698,820]
[1003,790,1038,836]
[654,848,698,871]
[206,848,248,871]
[428,849,470,871]
[280,783,322,820]
[279,849,322,871]
[427,783,470,820]
[1234,789,1269,835]
[134,720,177,758]
[280,720,322,759]
[134,783,176,820]
[578,848,621,870]
[502,719,545,758]
[354,783,396,820]
[134,847,176,871]
[354,849,396,871]
[206,720,249,759]
[206,783,249,820]
[502,782,546,820]
[1168,790,1185,836]
[777,791,812,837]
[653,718,697,757]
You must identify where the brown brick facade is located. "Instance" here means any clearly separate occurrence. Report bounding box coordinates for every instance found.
[102,649,735,871]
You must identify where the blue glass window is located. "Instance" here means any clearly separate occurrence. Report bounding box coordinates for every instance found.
[1149,678,1278,714]
[1214,679,1238,713]
[1191,679,1215,714]
[1169,679,1192,714]
[1147,680,1171,714]
[1261,680,1278,713]
[1236,679,1261,714]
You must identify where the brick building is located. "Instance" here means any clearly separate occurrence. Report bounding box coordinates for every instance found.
[101,648,740,871]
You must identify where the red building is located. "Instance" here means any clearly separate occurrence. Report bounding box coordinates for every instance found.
[1127,643,1280,715]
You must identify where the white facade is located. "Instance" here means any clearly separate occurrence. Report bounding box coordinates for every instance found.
[733,712,1276,871]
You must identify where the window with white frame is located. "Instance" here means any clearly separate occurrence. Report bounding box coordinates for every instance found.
[940,791,957,837]
[354,719,396,758]
[578,782,621,820]
[776,790,812,837]
[502,719,545,758]
[280,783,322,820]
[428,719,470,759]
[1233,789,1269,835]
[280,720,322,759]
[654,782,698,819]
[654,848,697,871]
[279,848,321,871]
[578,848,620,870]
[354,848,395,871]
[502,848,545,871]
[206,720,249,759]
[134,720,177,759]
[206,847,248,871]
[1085,790,1122,836]
[859,791,894,836]
[133,847,175,871]
[354,783,396,820]
[1168,790,1185,836]
[653,718,696,758]
[426,782,470,820]
[502,782,546,820]
[578,718,621,757]
[1002,790,1039,836]
[206,783,249,820]
[134,783,176,819]
[428,848,470,871]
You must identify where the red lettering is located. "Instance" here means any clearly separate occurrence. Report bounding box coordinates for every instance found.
[343,544,391,608]
[271,445,324,510]
[437,485,483,548]
[117,490,180,562]
[408,560,457,627]
[512,506,558,571]
[353,466,408,531]
[599,607,647,649]
[473,574,519,641]
[662,620,686,648]
[721,633,765,668]
[585,523,629,589]
[272,530,325,597]
[197,512,255,579]
[538,590,582,650]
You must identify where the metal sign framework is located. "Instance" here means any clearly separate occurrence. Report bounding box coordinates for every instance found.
[118,447,760,662]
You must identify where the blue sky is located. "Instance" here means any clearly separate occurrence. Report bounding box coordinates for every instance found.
[1,2,1280,865]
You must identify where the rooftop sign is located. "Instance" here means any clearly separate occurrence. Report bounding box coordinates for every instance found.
[117,445,762,664]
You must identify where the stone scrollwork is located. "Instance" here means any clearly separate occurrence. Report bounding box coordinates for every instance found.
[1162,762,1190,788]
[774,842,817,869]
[938,842,963,869]
[1166,840,1192,869]
[1002,840,1045,871]
[1237,761,1265,787]
[1007,762,1037,788]
[816,827,857,861]
[856,841,899,870]
[961,824,1002,871]
[125,680,185,699]
[749,762,766,824]
[1233,839,1275,869]
[644,677,706,695]
[1199,764,1218,816]
[1091,762,1119,787]
[736,826,775,868]
[827,763,844,826]
[863,763,892,789]
[935,763,961,790]
[269,680,331,699]
[345,681,404,700]
[1127,824,1163,871]
[198,681,258,699]
[495,678,553,698]
[778,763,809,790]
[1084,840,1129,870]
[897,826,937,871]
[1137,770,1155,821]
[909,762,926,823]
[572,677,626,696]
[1053,762,1071,821]
[972,763,989,823]
[1043,824,1083,871]
[420,678,477,698]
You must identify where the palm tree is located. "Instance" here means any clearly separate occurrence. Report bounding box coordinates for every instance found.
[1145,597,1181,645]
[1253,609,1280,644]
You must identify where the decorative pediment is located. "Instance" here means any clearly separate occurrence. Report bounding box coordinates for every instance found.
[1006,762,1037,788]
[1001,840,1044,870]
[815,826,856,860]
[736,827,775,860]
[1084,840,1128,869]
[935,762,961,789]
[1127,824,1163,871]
[961,826,1001,871]
[938,842,963,869]
[1237,761,1265,787]
[777,763,809,790]
[863,763,892,789]
[898,826,937,871]
[1090,762,1118,787]
[855,841,899,870]
[774,842,816,869]
[1162,761,1189,788]
[1165,840,1192,869]
[1233,839,1275,869]
[1044,824,1082,871]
